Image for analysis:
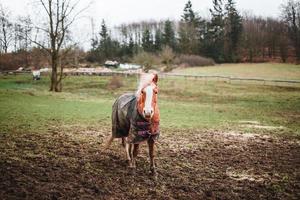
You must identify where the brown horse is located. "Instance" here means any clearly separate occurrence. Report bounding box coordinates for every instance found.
[104,73,160,175]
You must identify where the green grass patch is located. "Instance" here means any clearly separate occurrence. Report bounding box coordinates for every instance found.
[0,73,299,135]
[174,63,300,81]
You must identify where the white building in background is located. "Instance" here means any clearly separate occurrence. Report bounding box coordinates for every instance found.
[104,60,119,68]
[119,63,141,69]
[40,68,50,73]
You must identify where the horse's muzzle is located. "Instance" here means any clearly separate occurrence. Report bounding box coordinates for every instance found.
[143,108,153,119]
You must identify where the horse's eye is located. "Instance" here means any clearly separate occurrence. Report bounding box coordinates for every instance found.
[154,91,158,94]
[141,91,144,94]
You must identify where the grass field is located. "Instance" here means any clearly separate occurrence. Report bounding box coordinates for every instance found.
[0,73,300,134]
[174,63,300,80]
[1,64,300,199]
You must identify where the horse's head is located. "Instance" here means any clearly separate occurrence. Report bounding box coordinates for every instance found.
[137,73,159,120]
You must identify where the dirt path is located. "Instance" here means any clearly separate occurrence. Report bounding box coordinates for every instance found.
[0,127,299,199]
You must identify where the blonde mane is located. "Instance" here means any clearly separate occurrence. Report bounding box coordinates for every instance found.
[136,73,155,96]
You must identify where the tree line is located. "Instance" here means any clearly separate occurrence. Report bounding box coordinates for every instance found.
[87,0,300,64]
[0,0,300,92]
[1,0,299,65]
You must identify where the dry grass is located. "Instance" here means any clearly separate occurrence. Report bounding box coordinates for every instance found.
[174,54,215,67]
[173,63,300,80]
[107,75,124,90]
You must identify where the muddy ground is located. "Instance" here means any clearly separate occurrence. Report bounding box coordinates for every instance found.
[0,126,299,200]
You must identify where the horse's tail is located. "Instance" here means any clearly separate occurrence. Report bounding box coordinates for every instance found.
[103,135,114,151]
[103,99,118,151]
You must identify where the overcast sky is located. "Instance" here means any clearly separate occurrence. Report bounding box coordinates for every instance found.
[2,0,285,25]
[1,0,285,48]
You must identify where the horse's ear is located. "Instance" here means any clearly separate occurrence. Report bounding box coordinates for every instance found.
[153,74,158,84]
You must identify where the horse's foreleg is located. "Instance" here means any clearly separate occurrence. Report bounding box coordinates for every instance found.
[132,144,139,168]
[148,139,156,175]
[122,138,126,148]
[103,135,114,151]
[125,141,133,167]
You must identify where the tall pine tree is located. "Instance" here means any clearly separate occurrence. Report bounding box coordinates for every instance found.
[182,0,196,24]
[224,0,243,62]
[128,36,135,56]
[154,29,163,51]
[142,29,154,52]
[203,0,225,62]
[162,20,177,50]
[88,20,121,63]
[178,0,203,54]
[99,19,110,58]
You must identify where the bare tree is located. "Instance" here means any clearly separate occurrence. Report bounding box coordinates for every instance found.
[19,16,33,67]
[18,16,32,52]
[0,4,13,53]
[281,0,300,63]
[33,0,87,92]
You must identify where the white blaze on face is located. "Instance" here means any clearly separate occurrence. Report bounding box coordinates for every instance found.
[143,85,154,118]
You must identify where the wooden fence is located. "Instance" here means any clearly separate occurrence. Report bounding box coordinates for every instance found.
[161,73,300,86]
[1,70,300,87]
[66,71,300,87]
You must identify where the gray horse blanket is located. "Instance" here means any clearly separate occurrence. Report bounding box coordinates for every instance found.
[112,93,159,144]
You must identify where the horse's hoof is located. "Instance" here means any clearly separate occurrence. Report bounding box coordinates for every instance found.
[127,160,132,166]
[128,161,136,169]
[150,168,157,179]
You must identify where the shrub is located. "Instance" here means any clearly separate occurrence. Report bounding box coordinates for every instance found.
[160,46,176,72]
[107,75,124,90]
[0,48,50,71]
[160,46,175,65]
[0,53,26,70]
[131,51,160,72]
[174,54,215,67]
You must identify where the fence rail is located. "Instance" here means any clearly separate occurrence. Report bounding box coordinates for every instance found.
[1,70,300,86]
[162,73,300,84]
